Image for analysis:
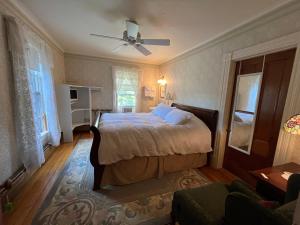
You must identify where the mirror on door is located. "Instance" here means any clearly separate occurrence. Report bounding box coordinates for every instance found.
[228,73,262,154]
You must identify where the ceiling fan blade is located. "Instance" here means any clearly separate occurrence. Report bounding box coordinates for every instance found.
[90,33,123,41]
[133,44,151,56]
[112,43,128,53]
[140,39,170,46]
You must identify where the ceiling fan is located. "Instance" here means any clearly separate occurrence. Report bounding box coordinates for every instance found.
[90,20,170,56]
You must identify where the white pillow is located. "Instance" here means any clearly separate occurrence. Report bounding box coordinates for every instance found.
[152,103,173,119]
[164,109,193,125]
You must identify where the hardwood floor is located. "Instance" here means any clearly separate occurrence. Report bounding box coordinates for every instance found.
[3,133,86,225]
[3,132,236,225]
[200,166,237,183]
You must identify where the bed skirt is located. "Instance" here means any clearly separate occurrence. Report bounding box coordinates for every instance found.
[100,153,207,186]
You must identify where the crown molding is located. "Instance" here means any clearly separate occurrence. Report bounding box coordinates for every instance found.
[0,0,64,54]
[64,52,159,68]
[160,0,300,67]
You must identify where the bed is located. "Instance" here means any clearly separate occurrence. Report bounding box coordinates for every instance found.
[230,112,254,149]
[230,121,252,147]
[90,103,218,190]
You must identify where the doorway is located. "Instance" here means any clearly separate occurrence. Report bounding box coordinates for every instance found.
[223,48,296,184]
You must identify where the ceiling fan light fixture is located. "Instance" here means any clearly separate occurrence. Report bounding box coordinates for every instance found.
[90,20,170,56]
[126,20,139,40]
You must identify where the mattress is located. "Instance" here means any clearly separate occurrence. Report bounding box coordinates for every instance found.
[98,112,212,165]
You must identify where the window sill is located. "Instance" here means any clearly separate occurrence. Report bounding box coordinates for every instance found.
[41,131,49,147]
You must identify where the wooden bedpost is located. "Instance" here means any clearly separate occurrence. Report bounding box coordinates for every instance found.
[93,167,104,190]
[90,111,105,190]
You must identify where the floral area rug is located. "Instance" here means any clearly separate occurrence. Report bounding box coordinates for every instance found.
[33,139,210,225]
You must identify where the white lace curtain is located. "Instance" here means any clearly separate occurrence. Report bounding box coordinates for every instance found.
[4,16,61,173]
[112,66,141,112]
[24,29,61,146]
[5,16,44,172]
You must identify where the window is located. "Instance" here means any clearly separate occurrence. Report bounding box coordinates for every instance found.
[27,44,49,145]
[29,69,48,133]
[113,67,140,112]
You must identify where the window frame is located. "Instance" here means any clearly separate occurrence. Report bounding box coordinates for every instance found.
[115,69,140,112]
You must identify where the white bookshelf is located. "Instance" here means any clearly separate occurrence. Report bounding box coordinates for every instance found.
[56,84,102,142]
[71,108,90,113]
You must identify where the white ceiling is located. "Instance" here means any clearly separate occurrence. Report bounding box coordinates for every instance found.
[18,0,289,65]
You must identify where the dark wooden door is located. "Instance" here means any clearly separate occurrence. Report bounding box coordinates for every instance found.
[223,49,296,185]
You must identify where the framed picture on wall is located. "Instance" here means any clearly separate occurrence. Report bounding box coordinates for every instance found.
[160,85,166,98]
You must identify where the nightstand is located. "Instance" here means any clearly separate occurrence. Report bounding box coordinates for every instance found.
[251,162,300,203]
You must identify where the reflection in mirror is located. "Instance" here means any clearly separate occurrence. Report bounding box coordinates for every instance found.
[229,73,262,154]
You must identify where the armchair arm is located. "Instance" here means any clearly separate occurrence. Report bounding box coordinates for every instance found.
[224,192,287,225]
[228,180,262,200]
[172,191,217,225]
[285,174,300,203]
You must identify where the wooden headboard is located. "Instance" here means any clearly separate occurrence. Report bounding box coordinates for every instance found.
[171,103,219,148]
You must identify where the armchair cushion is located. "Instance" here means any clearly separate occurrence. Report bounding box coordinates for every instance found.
[258,200,280,209]
[275,200,297,225]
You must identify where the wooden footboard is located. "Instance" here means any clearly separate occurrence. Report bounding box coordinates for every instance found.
[90,111,105,190]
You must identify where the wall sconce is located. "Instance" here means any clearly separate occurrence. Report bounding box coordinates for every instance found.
[158,76,167,86]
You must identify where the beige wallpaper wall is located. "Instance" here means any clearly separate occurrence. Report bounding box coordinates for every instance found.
[64,54,160,112]
[0,8,65,184]
[160,3,300,164]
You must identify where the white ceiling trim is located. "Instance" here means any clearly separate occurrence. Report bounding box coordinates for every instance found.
[160,0,299,66]
[2,0,64,53]
[64,51,159,66]
[65,52,159,68]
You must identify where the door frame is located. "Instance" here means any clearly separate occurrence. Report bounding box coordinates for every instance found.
[214,31,300,168]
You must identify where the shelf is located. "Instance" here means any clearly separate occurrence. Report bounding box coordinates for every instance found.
[72,122,90,130]
[66,83,103,90]
[71,108,90,113]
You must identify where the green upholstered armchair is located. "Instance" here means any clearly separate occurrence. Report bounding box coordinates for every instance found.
[171,174,300,225]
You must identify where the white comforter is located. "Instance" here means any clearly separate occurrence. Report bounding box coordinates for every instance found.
[98,113,212,165]
[230,121,252,147]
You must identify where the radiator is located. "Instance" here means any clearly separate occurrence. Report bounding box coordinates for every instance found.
[122,107,133,113]
[0,166,26,197]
